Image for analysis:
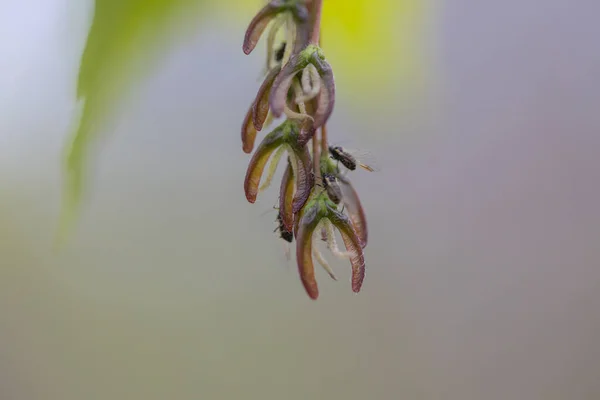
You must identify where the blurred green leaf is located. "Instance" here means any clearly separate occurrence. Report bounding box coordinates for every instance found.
[59,0,210,243]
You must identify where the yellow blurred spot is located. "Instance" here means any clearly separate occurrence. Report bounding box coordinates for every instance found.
[321,0,426,95]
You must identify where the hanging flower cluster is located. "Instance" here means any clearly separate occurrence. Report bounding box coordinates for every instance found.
[240,0,370,300]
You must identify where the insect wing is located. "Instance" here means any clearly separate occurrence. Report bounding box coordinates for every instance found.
[323,174,343,204]
[328,144,380,172]
[348,148,380,172]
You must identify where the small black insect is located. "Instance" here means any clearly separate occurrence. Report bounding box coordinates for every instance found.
[275,42,286,63]
[275,213,293,242]
[322,173,343,204]
[328,145,378,172]
[329,145,357,171]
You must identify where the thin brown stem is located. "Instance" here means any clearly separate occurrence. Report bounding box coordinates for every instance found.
[308,1,325,181]
[312,134,320,180]
[309,0,323,44]
[316,4,327,155]
[320,124,328,153]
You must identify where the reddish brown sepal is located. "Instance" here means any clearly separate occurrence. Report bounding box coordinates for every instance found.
[310,53,335,128]
[243,1,284,55]
[295,204,321,299]
[252,66,281,131]
[338,175,368,247]
[290,144,314,213]
[243,126,284,203]
[269,53,304,118]
[241,106,257,154]
[327,202,366,293]
[279,159,295,232]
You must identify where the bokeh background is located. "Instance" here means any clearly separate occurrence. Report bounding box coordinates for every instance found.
[1,1,599,399]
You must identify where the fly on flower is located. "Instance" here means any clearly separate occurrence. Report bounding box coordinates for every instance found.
[275,212,293,260]
[259,204,294,261]
[320,154,368,247]
[328,145,380,172]
[322,173,343,205]
[274,212,293,243]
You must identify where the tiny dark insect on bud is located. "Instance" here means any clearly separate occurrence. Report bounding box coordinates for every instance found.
[329,145,357,171]
[328,145,379,172]
[322,173,343,204]
[275,213,294,243]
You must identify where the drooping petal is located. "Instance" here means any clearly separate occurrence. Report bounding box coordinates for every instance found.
[291,13,310,54]
[243,1,285,55]
[340,229,366,294]
[241,106,258,154]
[310,53,335,128]
[243,0,310,56]
[269,56,304,119]
[279,159,295,232]
[289,142,314,213]
[252,66,281,131]
[338,175,368,247]
[327,203,366,294]
[244,125,285,203]
[295,203,321,299]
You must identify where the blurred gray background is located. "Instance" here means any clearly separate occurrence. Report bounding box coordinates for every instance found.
[1,0,599,399]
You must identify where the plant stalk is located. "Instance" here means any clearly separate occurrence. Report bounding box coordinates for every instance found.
[312,133,320,180]
[320,124,328,153]
[309,0,323,44]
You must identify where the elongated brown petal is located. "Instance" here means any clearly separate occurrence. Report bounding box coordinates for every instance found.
[279,159,295,232]
[327,204,366,294]
[269,55,304,118]
[244,127,284,203]
[290,144,314,213]
[296,204,321,299]
[338,176,368,247]
[252,66,281,131]
[243,1,285,55]
[241,106,257,154]
[339,229,366,293]
[311,54,335,128]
